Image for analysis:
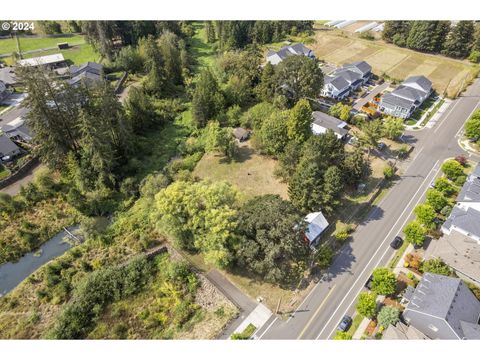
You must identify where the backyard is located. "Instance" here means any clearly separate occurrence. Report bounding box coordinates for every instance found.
[310,27,479,98]
[0,34,86,55]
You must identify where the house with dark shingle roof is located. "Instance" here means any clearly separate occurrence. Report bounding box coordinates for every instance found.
[68,62,104,87]
[266,43,315,65]
[310,111,348,139]
[379,75,432,119]
[402,273,480,339]
[0,134,21,159]
[321,61,372,100]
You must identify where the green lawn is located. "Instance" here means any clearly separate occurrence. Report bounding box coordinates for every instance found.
[411,96,437,121]
[188,22,217,71]
[3,43,100,66]
[347,313,364,336]
[0,34,85,55]
[0,164,10,180]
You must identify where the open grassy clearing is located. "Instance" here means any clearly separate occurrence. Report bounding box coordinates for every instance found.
[0,34,85,55]
[311,30,478,97]
[188,22,217,70]
[2,43,100,66]
[193,142,289,200]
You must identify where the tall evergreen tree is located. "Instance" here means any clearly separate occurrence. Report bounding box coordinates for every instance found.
[382,21,411,46]
[141,35,167,96]
[158,30,184,86]
[191,68,224,127]
[443,21,475,58]
[406,21,451,53]
[287,99,312,143]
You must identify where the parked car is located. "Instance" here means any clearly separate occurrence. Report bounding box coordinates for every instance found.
[337,315,353,332]
[390,236,403,249]
[377,142,386,151]
[348,136,358,145]
[365,275,374,290]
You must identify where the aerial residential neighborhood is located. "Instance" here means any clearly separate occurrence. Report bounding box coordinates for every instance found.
[1,12,480,354]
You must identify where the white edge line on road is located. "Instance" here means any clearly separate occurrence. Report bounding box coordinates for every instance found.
[455,103,480,139]
[433,98,461,134]
[315,159,441,340]
[257,316,278,339]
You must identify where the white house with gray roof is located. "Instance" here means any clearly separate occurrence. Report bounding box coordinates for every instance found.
[266,43,315,65]
[0,134,21,159]
[304,211,329,246]
[402,273,480,339]
[310,111,348,139]
[321,61,372,100]
[379,75,432,119]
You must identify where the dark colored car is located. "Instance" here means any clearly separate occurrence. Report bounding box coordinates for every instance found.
[338,315,353,332]
[365,274,374,290]
[390,236,403,249]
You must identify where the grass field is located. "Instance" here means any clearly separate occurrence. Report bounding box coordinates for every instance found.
[0,34,85,55]
[311,29,478,97]
[189,22,217,70]
[193,142,289,199]
[2,43,100,66]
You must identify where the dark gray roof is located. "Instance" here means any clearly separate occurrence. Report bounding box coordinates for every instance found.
[457,165,480,203]
[460,321,480,340]
[325,75,349,91]
[403,75,432,93]
[443,206,480,239]
[392,84,427,103]
[334,69,362,84]
[70,62,103,77]
[343,61,372,76]
[233,127,250,140]
[268,43,312,61]
[0,134,20,156]
[0,80,6,94]
[381,92,415,109]
[406,273,480,339]
[68,71,103,86]
[311,111,348,137]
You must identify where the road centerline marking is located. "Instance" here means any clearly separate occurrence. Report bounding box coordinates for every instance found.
[297,284,336,340]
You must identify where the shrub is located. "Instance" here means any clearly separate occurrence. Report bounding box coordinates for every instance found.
[315,245,334,269]
[434,177,456,197]
[454,155,468,167]
[426,189,448,212]
[371,268,397,296]
[420,258,453,276]
[383,165,395,179]
[455,175,467,187]
[333,331,352,340]
[403,221,426,247]
[441,159,465,181]
[377,306,400,328]
[356,292,377,319]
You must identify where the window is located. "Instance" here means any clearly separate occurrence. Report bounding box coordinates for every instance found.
[428,324,439,332]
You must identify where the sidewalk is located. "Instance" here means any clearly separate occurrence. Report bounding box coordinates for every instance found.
[405,98,451,131]
[352,316,370,339]
[232,303,272,338]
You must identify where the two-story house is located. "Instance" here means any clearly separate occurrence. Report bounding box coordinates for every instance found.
[266,43,315,65]
[321,61,372,100]
[379,75,432,119]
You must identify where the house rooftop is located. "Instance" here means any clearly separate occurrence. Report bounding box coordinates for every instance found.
[403,75,433,94]
[0,134,20,156]
[17,53,65,67]
[267,43,313,63]
[311,111,348,137]
[457,164,480,203]
[0,67,17,85]
[304,211,329,244]
[70,61,103,77]
[343,61,372,76]
[443,206,480,240]
[405,272,480,339]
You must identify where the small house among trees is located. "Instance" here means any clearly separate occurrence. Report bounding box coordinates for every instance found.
[304,211,329,246]
[233,127,250,142]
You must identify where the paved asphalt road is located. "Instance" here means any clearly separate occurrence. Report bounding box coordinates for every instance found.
[256,78,480,340]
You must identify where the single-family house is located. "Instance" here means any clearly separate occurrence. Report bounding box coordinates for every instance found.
[233,127,250,142]
[426,164,480,284]
[17,53,66,69]
[0,117,33,143]
[304,211,329,246]
[0,134,21,159]
[379,75,432,119]
[402,273,480,339]
[321,61,372,100]
[266,43,315,65]
[0,80,8,102]
[68,62,104,87]
[311,111,348,140]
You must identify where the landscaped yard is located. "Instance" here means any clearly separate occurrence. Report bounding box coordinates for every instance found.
[2,43,100,66]
[310,28,478,98]
[193,142,289,200]
[0,34,85,55]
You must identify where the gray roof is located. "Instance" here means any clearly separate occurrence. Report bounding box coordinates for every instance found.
[381,92,415,109]
[68,71,103,86]
[334,69,363,84]
[268,43,313,62]
[343,61,372,76]
[443,206,480,239]
[460,321,480,340]
[392,84,427,103]
[325,75,350,91]
[233,127,250,140]
[403,75,432,93]
[70,62,103,77]
[0,134,20,156]
[0,80,6,94]
[405,273,480,339]
[0,67,17,85]
[311,111,348,137]
[457,164,480,203]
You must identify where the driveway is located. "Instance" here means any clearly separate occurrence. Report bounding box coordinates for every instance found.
[0,163,44,196]
[353,82,389,111]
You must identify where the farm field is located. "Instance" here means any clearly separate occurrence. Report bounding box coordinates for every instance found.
[193,142,289,200]
[0,34,85,55]
[311,30,478,97]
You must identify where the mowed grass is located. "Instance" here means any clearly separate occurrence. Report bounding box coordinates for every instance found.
[311,31,478,97]
[189,22,217,70]
[193,142,289,199]
[0,34,85,55]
